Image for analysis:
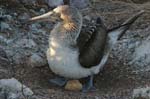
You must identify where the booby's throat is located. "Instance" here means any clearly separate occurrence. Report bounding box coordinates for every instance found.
[63,22,78,31]
[61,13,83,42]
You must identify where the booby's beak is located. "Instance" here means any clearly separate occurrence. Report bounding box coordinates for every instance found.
[28,11,61,23]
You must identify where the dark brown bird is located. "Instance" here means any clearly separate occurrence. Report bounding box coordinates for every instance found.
[28,5,144,92]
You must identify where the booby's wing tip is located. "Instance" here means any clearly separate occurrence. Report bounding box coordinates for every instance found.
[122,10,144,25]
[139,10,145,14]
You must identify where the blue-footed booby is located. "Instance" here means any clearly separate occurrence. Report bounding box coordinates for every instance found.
[28,5,144,92]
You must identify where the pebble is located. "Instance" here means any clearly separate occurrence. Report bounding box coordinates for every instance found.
[40,8,46,14]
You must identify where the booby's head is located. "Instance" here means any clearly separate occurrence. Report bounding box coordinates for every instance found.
[29,5,81,23]
[28,5,82,34]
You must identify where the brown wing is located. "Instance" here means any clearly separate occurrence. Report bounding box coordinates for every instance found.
[77,17,108,68]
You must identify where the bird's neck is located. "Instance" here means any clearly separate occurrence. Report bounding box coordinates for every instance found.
[50,12,83,47]
[63,15,82,36]
[63,21,77,31]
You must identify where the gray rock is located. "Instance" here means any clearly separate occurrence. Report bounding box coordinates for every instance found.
[133,87,150,99]
[0,22,12,31]
[29,23,42,31]
[45,0,64,8]
[129,37,150,72]
[13,13,18,17]
[3,15,13,21]
[0,36,8,44]
[28,53,47,67]
[0,78,33,99]
[15,39,37,48]
[70,0,90,9]
[18,13,30,21]
[40,8,46,14]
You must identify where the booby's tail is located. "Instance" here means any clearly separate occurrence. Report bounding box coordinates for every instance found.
[108,10,144,40]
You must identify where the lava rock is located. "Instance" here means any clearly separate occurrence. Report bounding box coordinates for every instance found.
[0,78,33,99]
[133,87,150,99]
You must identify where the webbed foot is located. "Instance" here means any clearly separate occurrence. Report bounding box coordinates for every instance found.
[49,77,68,87]
[82,75,97,92]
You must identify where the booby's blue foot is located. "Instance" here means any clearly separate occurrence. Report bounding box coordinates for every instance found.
[49,77,68,87]
[82,75,97,92]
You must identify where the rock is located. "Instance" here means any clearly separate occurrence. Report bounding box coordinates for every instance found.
[45,0,64,8]
[129,37,150,72]
[70,0,90,9]
[65,80,82,91]
[0,22,12,31]
[0,78,33,99]
[15,39,36,48]
[29,23,42,31]
[40,8,46,14]
[28,53,46,67]
[5,15,12,21]
[83,15,91,21]
[133,87,150,99]
[18,13,30,21]
[13,13,18,17]
[0,36,8,45]
[3,15,13,21]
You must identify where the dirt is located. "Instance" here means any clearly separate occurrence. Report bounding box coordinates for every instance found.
[0,0,150,99]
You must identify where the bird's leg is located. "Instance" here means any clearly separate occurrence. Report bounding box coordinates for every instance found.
[82,75,96,92]
[49,76,68,87]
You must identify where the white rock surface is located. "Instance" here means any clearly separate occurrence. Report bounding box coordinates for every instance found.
[133,87,150,99]
[0,78,33,99]
[130,36,150,72]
